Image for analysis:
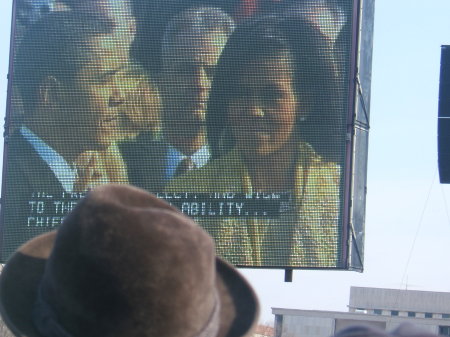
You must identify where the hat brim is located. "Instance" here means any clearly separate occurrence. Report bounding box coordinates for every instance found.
[0,231,55,337]
[215,258,259,337]
[0,232,259,337]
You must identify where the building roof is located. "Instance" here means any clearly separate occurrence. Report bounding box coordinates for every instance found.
[349,287,450,313]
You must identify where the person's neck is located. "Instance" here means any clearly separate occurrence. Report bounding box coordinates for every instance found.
[164,129,206,157]
[243,139,297,192]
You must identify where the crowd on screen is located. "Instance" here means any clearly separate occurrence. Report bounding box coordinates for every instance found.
[2,0,350,265]
[10,0,348,193]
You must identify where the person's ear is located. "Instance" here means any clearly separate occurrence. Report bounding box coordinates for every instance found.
[296,94,310,123]
[38,76,61,107]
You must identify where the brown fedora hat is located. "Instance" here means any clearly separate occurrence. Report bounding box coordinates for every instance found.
[0,184,259,337]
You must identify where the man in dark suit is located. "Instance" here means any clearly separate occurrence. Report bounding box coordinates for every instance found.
[1,11,130,259]
[120,7,234,192]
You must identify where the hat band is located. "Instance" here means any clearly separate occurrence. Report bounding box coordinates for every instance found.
[32,285,73,337]
[195,290,221,337]
[32,284,221,337]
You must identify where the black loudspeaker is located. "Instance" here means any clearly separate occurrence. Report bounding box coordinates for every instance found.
[438,45,450,183]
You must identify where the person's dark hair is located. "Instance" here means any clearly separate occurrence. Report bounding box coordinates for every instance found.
[13,11,115,114]
[206,15,344,161]
[58,0,134,27]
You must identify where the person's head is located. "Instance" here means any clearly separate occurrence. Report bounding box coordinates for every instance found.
[334,323,441,337]
[159,7,235,138]
[0,184,259,337]
[14,11,129,161]
[206,16,341,160]
[16,0,52,26]
[117,64,161,138]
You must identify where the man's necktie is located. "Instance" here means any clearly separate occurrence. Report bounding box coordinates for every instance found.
[174,157,196,177]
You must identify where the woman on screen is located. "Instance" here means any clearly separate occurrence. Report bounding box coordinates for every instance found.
[166,16,342,268]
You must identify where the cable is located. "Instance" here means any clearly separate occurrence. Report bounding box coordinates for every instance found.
[440,181,450,227]
[385,168,437,324]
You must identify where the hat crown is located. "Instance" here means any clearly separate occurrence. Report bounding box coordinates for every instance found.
[39,185,218,337]
[1,185,259,337]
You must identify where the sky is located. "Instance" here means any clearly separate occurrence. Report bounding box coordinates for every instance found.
[1,0,450,325]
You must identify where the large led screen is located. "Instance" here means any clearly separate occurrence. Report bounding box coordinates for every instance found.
[0,0,373,269]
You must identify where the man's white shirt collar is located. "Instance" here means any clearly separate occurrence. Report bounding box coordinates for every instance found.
[21,126,76,193]
[166,144,210,180]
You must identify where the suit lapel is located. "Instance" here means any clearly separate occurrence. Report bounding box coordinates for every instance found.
[7,132,66,195]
